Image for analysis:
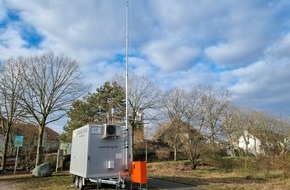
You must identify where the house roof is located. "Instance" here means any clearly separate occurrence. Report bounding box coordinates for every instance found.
[13,123,59,141]
[153,119,202,141]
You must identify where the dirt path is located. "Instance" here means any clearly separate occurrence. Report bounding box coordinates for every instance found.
[0,181,16,190]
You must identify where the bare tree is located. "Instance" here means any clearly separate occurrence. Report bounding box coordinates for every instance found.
[234,108,260,156]
[160,85,230,164]
[19,52,89,166]
[199,85,230,152]
[180,87,207,168]
[274,117,290,154]
[253,113,290,155]
[221,103,242,156]
[0,58,24,171]
[177,85,230,166]
[113,73,161,158]
[161,88,189,161]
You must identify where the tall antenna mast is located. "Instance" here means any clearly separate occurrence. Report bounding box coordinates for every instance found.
[125,0,129,170]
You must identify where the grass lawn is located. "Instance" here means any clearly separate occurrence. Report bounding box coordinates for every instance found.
[1,159,290,190]
[0,171,76,190]
[147,161,290,190]
[0,171,155,190]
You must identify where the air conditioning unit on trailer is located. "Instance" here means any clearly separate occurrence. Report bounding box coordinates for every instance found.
[70,124,131,189]
[103,124,120,138]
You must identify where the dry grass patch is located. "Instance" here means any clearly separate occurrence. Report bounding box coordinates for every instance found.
[147,160,290,190]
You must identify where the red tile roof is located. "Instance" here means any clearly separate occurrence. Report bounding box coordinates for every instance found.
[13,123,59,141]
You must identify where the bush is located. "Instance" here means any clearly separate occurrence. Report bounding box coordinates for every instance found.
[253,154,290,178]
[44,153,57,169]
[19,156,35,171]
[156,149,171,161]
[147,160,192,172]
[19,159,35,171]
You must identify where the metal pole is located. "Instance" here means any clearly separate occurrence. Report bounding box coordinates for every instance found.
[145,138,147,162]
[14,147,19,177]
[56,149,60,172]
[125,0,129,170]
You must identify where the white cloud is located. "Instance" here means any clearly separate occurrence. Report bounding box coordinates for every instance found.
[1,0,290,131]
[268,32,290,58]
[0,26,44,58]
[0,0,7,20]
[152,62,219,90]
[5,0,126,59]
[129,57,156,76]
[142,39,200,71]
[223,58,290,114]
[205,41,248,67]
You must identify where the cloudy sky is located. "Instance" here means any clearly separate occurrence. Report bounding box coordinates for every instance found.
[1,0,290,133]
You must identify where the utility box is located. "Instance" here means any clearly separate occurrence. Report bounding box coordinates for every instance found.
[70,124,131,180]
[131,161,147,184]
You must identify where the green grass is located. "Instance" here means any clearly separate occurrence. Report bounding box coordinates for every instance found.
[1,158,290,190]
[0,171,159,190]
[0,172,75,190]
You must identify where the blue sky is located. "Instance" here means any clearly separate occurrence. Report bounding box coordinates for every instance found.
[1,0,290,133]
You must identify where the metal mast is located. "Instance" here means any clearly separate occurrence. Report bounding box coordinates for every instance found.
[125,0,129,170]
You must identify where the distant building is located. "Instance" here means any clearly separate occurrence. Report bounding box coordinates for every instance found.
[13,123,59,152]
[0,122,59,155]
[237,131,262,156]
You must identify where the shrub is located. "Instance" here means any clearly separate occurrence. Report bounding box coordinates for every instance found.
[156,149,171,161]
[44,153,57,169]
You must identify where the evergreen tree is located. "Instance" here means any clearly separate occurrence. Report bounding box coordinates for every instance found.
[61,81,125,142]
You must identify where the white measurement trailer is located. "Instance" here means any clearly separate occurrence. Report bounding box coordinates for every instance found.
[70,124,131,189]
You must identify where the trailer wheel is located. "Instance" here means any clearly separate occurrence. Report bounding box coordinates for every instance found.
[74,176,79,188]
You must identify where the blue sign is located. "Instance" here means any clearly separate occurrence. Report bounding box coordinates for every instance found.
[14,136,24,148]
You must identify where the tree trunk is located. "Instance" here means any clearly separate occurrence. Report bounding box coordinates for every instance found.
[244,136,249,156]
[211,126,215,153]
[131,126,135,160]
[174,131,178,161]
[192,163,198,169]
[229,136,234,156]
[35,126,45,167]
[254,137,257,156]
[1,127,11,171]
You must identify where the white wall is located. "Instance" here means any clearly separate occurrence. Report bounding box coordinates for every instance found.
[238,131,261,156]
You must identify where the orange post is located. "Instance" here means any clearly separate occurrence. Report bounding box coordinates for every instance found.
[131,161,147,184]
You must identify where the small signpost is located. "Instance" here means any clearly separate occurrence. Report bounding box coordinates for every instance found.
[14,136,24,177]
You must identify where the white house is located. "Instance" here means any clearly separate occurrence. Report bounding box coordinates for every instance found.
[238,131,262,156]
